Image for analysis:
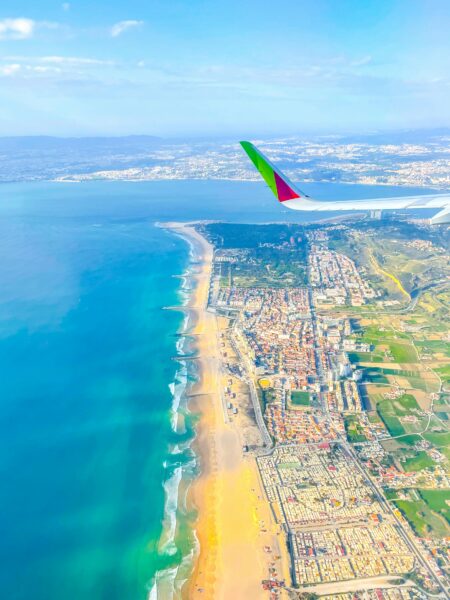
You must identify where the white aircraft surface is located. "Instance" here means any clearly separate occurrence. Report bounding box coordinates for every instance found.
[240,141,450,224]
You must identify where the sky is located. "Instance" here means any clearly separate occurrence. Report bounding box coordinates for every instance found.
[0,0,449,137]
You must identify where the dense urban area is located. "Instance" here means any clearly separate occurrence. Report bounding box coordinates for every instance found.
[2,131,450,188]
[198,217,450,599]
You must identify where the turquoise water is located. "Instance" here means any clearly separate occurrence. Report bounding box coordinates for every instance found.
[0,180,435,600]
[0,214,192,599]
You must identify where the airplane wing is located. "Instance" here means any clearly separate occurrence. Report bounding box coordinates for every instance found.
[240,141,450,224]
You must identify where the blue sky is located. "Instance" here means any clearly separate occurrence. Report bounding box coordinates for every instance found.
[0,0,449,136]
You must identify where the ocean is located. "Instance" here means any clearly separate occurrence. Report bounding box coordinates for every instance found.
[0,180,435,600]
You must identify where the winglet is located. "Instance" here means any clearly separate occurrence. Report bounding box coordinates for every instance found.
[240,141,303,202]
[430,205,450,225]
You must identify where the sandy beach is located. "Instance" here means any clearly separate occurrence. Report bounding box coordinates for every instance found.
[164,223,287,600]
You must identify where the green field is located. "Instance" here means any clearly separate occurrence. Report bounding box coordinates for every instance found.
[369,367,420,377]
[395,497,450,538]
[396,434,422,446]
[407,376,439,393]
[436,365,450,386]
[388,342,417,363]
[415,340,450,357]
[391,394,420,414]
[419,489,450,524]
[359,327,409,344]
[291,390,310,406]
[384,488,398,500]
[423,431,450,447]
[394,500,426,535]
[376,395,420,437]
[377,399,405,436]
[382,415,405,436]
[403,451,435,472]
[348,351,382,363]
[364,366,437,392]
[344,415,367,443]
[366,369,390,384]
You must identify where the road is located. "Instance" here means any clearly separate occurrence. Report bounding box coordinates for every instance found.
[207,235,449,596]
[344,441,449,598]
[228,328,273,448]
[307,241,448,597]
[306,241,330,417]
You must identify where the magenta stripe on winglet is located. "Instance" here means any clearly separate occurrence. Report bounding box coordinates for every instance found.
[274,171,300,201]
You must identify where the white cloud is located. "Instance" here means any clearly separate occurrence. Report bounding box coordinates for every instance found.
[110,20,143,37]
[40,55,114,66]
[0,63,21,75]
[0,55,114,80]
[0,62,64,77]
[0,18,35,40]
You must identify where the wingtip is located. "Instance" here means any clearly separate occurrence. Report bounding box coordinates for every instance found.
[430,206,450,225]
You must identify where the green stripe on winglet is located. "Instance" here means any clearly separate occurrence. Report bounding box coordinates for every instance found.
[240,141,278,198]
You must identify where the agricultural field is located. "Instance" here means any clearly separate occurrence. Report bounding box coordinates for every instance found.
[327,224,450,543]
[358,360,440,392]
[394,434,422,447]
[423,432,450,447]
[376,405,405,436]
[418,489,450,524]
[402,451,436,472]
[415,339,450,358]
[348,351,383,363]
[376,394,423,436]
[388,342,418,363]
[395,495,450,538]
[436,365,450,387]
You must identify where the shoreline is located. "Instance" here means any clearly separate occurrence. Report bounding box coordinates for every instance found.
[162,222,287,600]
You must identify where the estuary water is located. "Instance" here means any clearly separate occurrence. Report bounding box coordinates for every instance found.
[0,180,434,600]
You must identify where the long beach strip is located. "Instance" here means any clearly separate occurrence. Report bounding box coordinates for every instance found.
[164,222,285,600]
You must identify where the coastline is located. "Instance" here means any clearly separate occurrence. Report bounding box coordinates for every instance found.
[162,222,287,600]
[149,236,199,600]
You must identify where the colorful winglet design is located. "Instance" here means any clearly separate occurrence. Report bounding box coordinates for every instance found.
[240,141,301,202]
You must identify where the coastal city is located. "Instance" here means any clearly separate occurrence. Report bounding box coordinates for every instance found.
[6,132,448,189]
[53,136,450,189]
[198,218,450,599]
[3,3,450,600]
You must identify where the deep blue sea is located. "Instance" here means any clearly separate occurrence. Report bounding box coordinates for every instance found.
[0,180,436,600]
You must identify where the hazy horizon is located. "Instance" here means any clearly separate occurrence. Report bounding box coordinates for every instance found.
[0,125,450,140]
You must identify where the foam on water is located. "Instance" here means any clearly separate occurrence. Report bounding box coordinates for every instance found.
[160,465,183,556]
[149,249,199,599]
